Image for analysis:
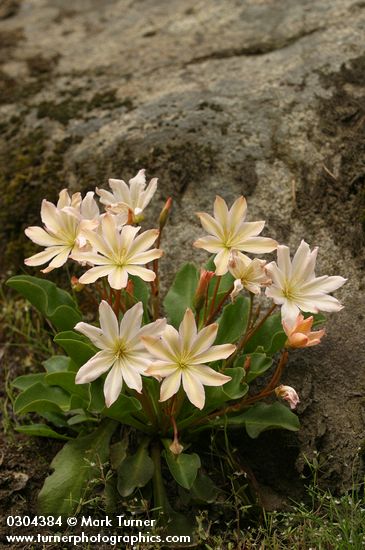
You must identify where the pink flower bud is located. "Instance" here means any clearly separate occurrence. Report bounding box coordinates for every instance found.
[275,385,300,409]
[71,276,84,292]
[159,197,172,229]
[283,314,325,349]
[169,437,184,455]
[193,269,215,312]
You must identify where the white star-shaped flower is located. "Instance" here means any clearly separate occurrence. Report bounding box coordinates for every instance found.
[143,309,235,409]
[96,169,157,223]
[24,190,99,273]
[228,251,270,299]
[72,213,163,289]
[265,240,346,328]
[194,196,277,276]
[75,301,166,407]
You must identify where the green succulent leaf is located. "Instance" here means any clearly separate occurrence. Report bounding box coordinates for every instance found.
[117,443,154,497]
[15,424,71,441]
[163,447,201,489]
[54,331,96,368]
[243,312,286,355]
[164,263,199,327]
[45,372,89,401]
[12,373,46,391]
[228,402,300,438]
[14,382,71,415]
[43,355,77,373]
[101,394,142,422]
[236,353,273,383]
[6,275,81,332]
[215,296,251,344]
[38,419,117,516]
[129,275,150,321]
[190,472,219,503]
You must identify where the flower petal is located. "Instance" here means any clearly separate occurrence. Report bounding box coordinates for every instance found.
[189,364,232,386]
[120,359,143,392]
[128,229,159,255]
[182,370,205,409]
[191,343,235,364]
[300,275,347,294]
[75,350,115,384]
[190,323,218,355]
[281,301,301,328]
[142,336,175,361]
[79,265,113,284]
[104,362,124,407]
[213,196,229,228]
[25,226,61,246]
[179,309,197,352]
[193,235,222,253]
[214,248,231,276]
[126,265,156,282]
[74,321,106,349]
[41,247,71,272]
[119,302,143,342]
[196,212,223,239]
[108,267,129,289]
[99,300,119,344]
[277,245,292,279]
[160,370,182,402]
[24,246,62,267]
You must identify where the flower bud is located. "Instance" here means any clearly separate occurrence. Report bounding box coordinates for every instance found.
[169,437,184,455]
[283,314,325,349]
[193,269,215,312]
[71,276,84,292]
[275,385,300,409]
[159,197,172,229]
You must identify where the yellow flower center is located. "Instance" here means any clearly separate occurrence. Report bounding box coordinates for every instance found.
[282,282,296,301]
[114,340,127,359]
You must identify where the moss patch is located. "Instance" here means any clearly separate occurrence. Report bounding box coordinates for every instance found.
[37,90,134,125]
[0,127,81,274]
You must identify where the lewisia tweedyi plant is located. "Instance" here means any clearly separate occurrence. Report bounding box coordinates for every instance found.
[7,170,346,527]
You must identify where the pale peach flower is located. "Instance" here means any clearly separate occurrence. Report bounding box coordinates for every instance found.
[283,314,325,348]
[265,240,346,328]
[24,190,99,273]
[275,385,300,410]
[96,169,157,224]
[194,196,277,276]
[71,213,163,289]
[75,301,166,407]
[228,251,270,300]
[143,309,235,409]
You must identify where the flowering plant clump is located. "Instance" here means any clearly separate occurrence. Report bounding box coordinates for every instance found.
[7,170,346,528]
